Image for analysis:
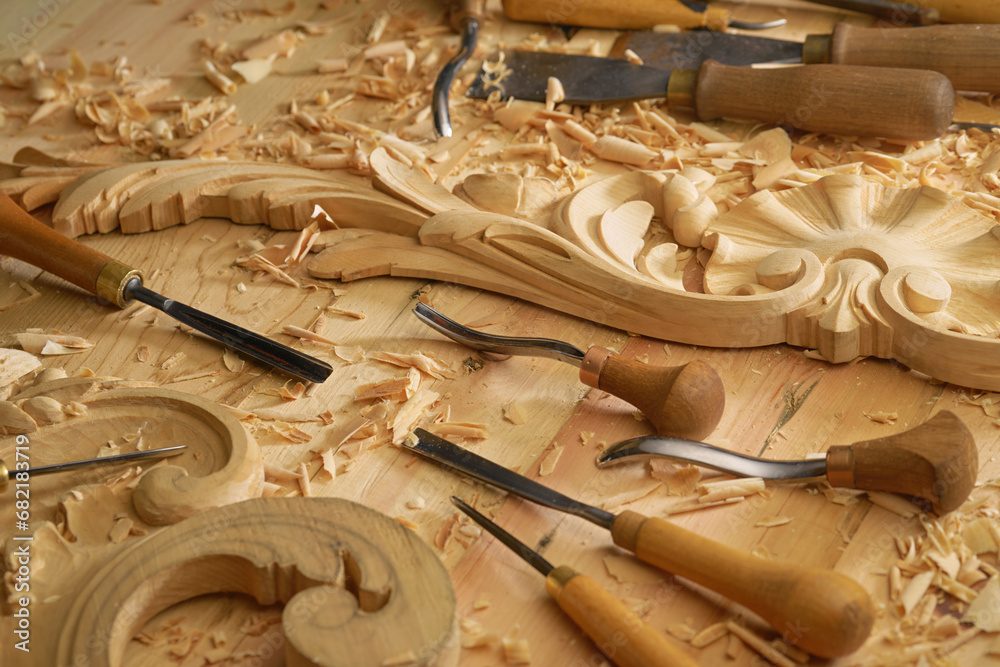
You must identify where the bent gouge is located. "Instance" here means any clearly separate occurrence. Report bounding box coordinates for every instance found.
[598,411,978,514]
[467,52,955,141]
[453,496,700,667]
[617,23,1000,93]
[0,193,332,384]
[404,429,876,659]
[414,302,724,440]
[433,0,485,138]
[501,0,786,31]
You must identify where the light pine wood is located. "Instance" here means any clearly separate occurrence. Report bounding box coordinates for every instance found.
[913,0,1000,23]
[28,498,457,667]
[501,0,731,30]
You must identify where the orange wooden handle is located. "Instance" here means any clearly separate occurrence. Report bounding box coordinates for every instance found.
[692,60,954,140]
[546,566,700,667]
[580,349,724,440]
[501,0,728,30]
[826,410,977,513]
[611,511,874,659]
[805,23,1000,93]
[0,192,138,307]
[447,0,485,31]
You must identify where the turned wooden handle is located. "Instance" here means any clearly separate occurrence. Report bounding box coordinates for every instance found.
[689,60,954,141]
[803,23,1000,93]
[0,192,139,307]
[501,0,729,30]
[826,410,978,513]
[447,0,486,31]
[546,566,699,667]
[915,1,1000,23]
[580,348,724,440]
[611,511,874,659]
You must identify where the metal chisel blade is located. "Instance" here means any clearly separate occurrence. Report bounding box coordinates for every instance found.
[612,30,804,70]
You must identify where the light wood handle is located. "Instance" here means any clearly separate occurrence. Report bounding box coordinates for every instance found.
[689,60,954,141]
[803,23,1000,93]
[914,1,1000,23]
[0,192,139,307]
[826,410,978,513]
[546,566,699,667]
[447,0,486,31]
[501,0,729,30]
[580,349,724,440]
[611,511,874,659]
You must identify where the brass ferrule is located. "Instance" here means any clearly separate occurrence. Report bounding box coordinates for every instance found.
[96,261,143,308]
[825,446,855,488]
[802,35,833,64]
[544,565,579,598]
[704,7,730,32]
[0,460,9,493]
[667,69,698,111]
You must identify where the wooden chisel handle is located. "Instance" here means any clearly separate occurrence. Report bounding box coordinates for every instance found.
[580,348,724,440]
[611,511,875,659]
[911,1,1000,23]
[826,410,977,514]
[804,23,1000,93]
[501,0,730,31]
[546,566,700,667]
[446,0,485,31]
[0,192,140,307]
[678,60,954,141]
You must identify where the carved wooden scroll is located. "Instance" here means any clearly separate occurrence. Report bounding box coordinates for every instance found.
[23,497,458,667]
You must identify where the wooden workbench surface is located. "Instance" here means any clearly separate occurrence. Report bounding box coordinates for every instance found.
[1,1,999,666]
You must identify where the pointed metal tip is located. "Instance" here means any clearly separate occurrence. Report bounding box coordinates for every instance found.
[731,17,788,30]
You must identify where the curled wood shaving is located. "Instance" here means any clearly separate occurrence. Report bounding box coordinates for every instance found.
[501,637,531,665]
[538,443,563,477]
[371,351,456,379]
[283,324,337,345]
[696,477,766,503]
[0,347,42,387]
[16,332,93,356]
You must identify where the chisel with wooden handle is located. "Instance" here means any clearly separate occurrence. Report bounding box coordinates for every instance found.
[502,0,785,31]
[453,496,700,667]
[467,52,955,140]
[404,429,876,659]
[0,193,333,383]
[618,23,1000,93]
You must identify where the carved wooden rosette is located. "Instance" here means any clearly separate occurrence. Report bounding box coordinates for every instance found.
[37,498,458,667]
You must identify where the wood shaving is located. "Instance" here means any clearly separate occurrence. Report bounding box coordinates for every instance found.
[16,332,93,355]
[0,401,37,435]
[297,462,312,497]
[390,388,440,443]
[326,305,366,319]
[648,459,701,495]
[538,443,563,476]
[755,515,792,528]
[460,617,498,648]
[381,650,418,667]
[863,410,899,425]
[690,621,729,648]
[502,399,527,425]
[599,482,663,510]
[371,351,456,379]
[696,477,766,503]
[868,491,919,517]
[282,324,337,345]
[603,554,664,585]
[222,348,244,373]
[667,621,696,641]
[501,637,531,664]
[423,421,489,441]
[725,620,798,667]
[160,352,186,370]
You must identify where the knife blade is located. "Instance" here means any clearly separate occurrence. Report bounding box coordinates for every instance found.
[468,51,955,140]
[615,23,1000,93]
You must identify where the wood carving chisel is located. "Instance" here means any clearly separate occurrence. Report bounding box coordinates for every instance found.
[466,52,955,140]
[804,0,1000,24]
[800,0,939,24]
[452,496,700,667]
[615,23,1000,93]
[501,0,787,31]
[414,302,724,440]
[598,411,978,513]
[433,0,485,138]
[1,445,186,492]
[0,193,333,384]
[403,429,875,659]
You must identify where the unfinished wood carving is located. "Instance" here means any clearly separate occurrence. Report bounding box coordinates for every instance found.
[17,497,458,667]
[4,153,999,390]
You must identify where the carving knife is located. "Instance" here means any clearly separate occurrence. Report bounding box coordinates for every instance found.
[452,496,700,667]
[466,51,955,140]
[596,411,978,514]
[614,23,1000,93]
[0,193,333,384]
[403,428,875,659]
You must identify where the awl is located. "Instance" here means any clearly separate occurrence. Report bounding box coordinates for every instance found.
[467,52,955,140]
[414,302,724,440]
[598,411,978,514]
[453,497,699,667]
[404,429,876,659]
[615,23,1000,93]
[0,193,333,384]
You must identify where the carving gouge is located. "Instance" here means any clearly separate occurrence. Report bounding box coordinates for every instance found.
[801,0,939,25]
[404,429,876,659]
[467,51,955,141]
[501,0,787,31]
[414,302,724,440]
[452,496,700,667]
[598,411,978,514]
[1,445,186,492]
[0,193,333,384]
[433,0,485,138]
[617,23,1000,93]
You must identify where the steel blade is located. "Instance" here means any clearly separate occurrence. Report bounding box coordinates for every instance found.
[467,51,673,105]
[452,496,554,576]
[404,429,616,530]
[24,445,187,477]
[125,281,333,384]
[615,30,804,70]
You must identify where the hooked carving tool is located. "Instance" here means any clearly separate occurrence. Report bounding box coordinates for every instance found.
[501,0,787,31]
[0,193,333,384]
[452,496,700,667]
[597,411,978,513]
[403,429,875,659]
[466,51,955,140]
[613,23,1000,93]
[1,444,186,492]
[414,302,724,440]
[433,0,485,138]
